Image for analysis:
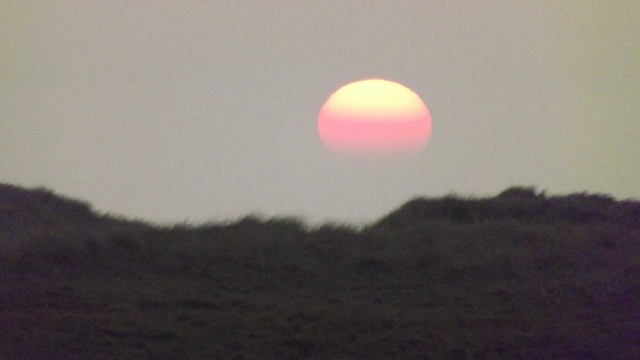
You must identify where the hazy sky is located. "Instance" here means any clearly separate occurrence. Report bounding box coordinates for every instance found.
[3,1,639,226]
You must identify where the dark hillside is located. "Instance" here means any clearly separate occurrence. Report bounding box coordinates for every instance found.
[373,186,640,228]
[1,183,639,359]
[0,184,99,231]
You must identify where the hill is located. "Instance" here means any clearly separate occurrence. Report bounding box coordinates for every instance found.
[1,183,639,359]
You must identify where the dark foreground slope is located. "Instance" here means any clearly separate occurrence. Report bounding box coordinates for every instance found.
[1,184,639,359]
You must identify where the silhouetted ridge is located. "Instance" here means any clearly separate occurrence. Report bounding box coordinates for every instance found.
[2,182,640,359]
[374,186,639,228]
[0,183,101,232]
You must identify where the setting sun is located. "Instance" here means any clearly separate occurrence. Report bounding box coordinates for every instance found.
[318,79,431,158]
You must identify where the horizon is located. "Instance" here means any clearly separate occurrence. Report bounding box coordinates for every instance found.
[3,1,639,226]
[2,182,638,229]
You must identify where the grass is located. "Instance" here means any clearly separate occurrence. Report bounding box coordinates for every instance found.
[1,183,639,359]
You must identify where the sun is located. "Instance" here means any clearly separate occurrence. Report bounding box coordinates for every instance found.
[318,79,431,158]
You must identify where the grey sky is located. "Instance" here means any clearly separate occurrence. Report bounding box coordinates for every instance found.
[3,1,639,225]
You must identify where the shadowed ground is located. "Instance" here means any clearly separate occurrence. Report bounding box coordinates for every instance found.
[1,184,639,359]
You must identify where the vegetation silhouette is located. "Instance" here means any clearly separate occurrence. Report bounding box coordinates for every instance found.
[1,183,639,359]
